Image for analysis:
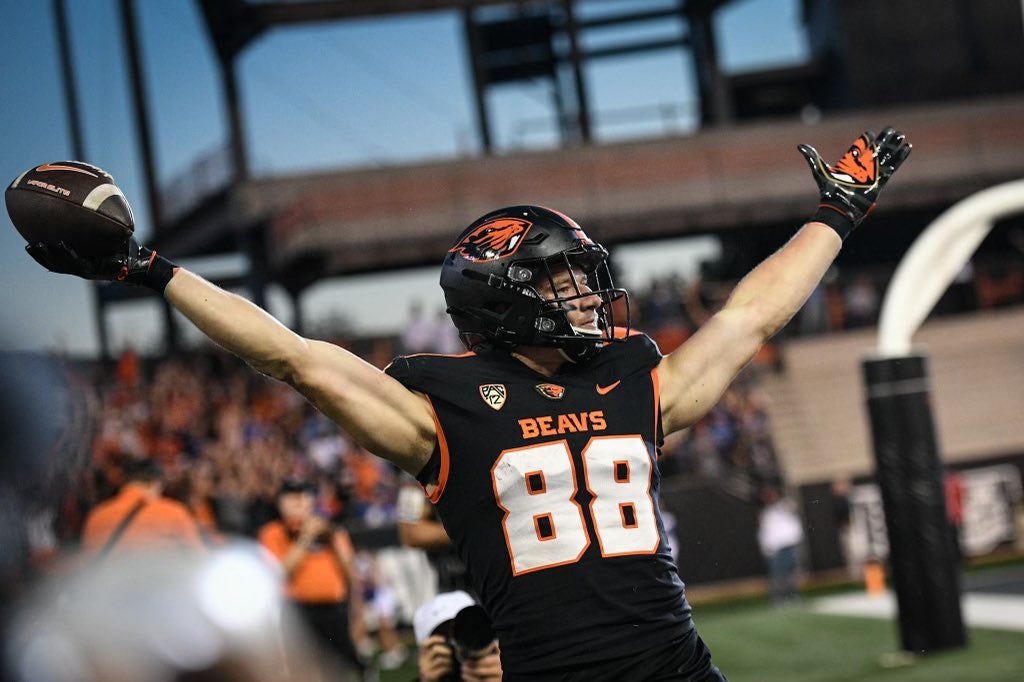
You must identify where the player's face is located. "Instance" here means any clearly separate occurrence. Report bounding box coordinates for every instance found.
[535,266,602,333]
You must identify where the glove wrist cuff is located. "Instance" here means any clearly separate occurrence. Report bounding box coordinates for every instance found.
[145,253,176,293]
[810,204,855,241]
[134,252,176,293]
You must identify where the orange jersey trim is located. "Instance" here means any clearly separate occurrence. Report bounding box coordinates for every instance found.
[425,395,451,504]
[383,351,474,375]
[650,367,661,445]
[611,326,643,340]
[402,350,476,360]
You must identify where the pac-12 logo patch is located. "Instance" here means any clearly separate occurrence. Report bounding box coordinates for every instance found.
[479,384,507,411]
[535,383,565,400]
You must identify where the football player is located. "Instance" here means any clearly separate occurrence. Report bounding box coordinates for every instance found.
[25,128,910,680]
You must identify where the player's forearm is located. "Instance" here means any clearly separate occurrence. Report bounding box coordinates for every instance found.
[164,269,307,381]
[724,221,841,340]
[398,520,452,550]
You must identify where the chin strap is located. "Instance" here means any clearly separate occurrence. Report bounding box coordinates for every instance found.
[557,348,578,364]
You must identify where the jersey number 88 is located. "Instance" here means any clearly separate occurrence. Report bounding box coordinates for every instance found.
[491,435,660,575]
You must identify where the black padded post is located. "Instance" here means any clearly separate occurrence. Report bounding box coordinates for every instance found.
[863,353,967,653]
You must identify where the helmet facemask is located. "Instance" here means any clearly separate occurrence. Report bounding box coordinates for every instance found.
[517,244,628,360]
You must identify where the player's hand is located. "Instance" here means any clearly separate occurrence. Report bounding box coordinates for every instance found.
[461,642,502,682]
[26,237,176,292]
[798,127,911,239]
[417,636,454,682]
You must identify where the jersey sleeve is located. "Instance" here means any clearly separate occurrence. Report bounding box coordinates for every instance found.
[384,355,448,487]
[598,332,663,378]
[633,332,664,369]
[385,352,483,409]
[383,355,412,383]
[384,355,434,394]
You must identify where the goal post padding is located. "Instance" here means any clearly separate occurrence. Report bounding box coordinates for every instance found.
[863,354,966,653]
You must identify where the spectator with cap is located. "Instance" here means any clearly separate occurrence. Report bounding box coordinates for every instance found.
[80,457,205,560]
[258,478,365,678]
[413,590,501,682]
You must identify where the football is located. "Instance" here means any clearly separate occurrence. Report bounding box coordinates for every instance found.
[5,161,134,255]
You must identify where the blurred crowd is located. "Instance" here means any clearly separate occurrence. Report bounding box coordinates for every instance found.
[76,347,397,543]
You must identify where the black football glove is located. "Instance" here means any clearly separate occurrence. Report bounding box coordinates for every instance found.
[26,237,176,293]
[798,127,912,240]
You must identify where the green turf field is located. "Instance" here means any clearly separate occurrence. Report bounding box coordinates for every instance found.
[696,602,1024,681]
[378,598,1024,682]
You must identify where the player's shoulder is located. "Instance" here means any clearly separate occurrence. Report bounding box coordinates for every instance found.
[594,329,663,373]
[385,350,478,376]
[384,350,485,392]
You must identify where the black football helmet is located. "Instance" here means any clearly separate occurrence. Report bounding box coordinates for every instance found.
[440,205,629,361]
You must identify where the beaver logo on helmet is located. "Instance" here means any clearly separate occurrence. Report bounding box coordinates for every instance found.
[448,218,532,262]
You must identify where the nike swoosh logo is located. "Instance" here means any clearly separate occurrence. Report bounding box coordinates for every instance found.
[35,163,97,177]
[595,380,621,395]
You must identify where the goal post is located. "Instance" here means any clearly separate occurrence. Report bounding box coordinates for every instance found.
[862,178,1024,653]
[877,179,1024,357]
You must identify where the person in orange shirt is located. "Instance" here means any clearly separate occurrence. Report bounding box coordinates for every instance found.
[81,458,204,558]
[259,478,364,678]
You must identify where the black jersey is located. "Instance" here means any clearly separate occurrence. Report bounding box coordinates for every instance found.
[386,334,693,675]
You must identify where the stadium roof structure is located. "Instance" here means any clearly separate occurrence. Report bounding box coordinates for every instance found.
[83,0,1024,355]
[157,95,1024,282]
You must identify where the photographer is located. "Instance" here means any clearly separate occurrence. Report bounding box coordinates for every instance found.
[258,478,365,678]
[413,591,501,682]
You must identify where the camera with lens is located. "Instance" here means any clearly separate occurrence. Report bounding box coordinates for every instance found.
[448,604,495,662]
[430,603,496,681]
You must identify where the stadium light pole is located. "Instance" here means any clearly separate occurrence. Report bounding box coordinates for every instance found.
[864,178,1024,653]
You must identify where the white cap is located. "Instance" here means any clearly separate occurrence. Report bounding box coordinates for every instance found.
[413,590,476,644]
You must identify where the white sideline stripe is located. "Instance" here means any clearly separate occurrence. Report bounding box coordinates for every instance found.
[82,183,124,211]
[10,170,28,189]
[811,591,1024,632]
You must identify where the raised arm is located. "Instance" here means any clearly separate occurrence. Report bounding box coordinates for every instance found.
[658,223,839,433]
[658,127,912,435]
[164,270,437,473]
[25,241,437,475]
